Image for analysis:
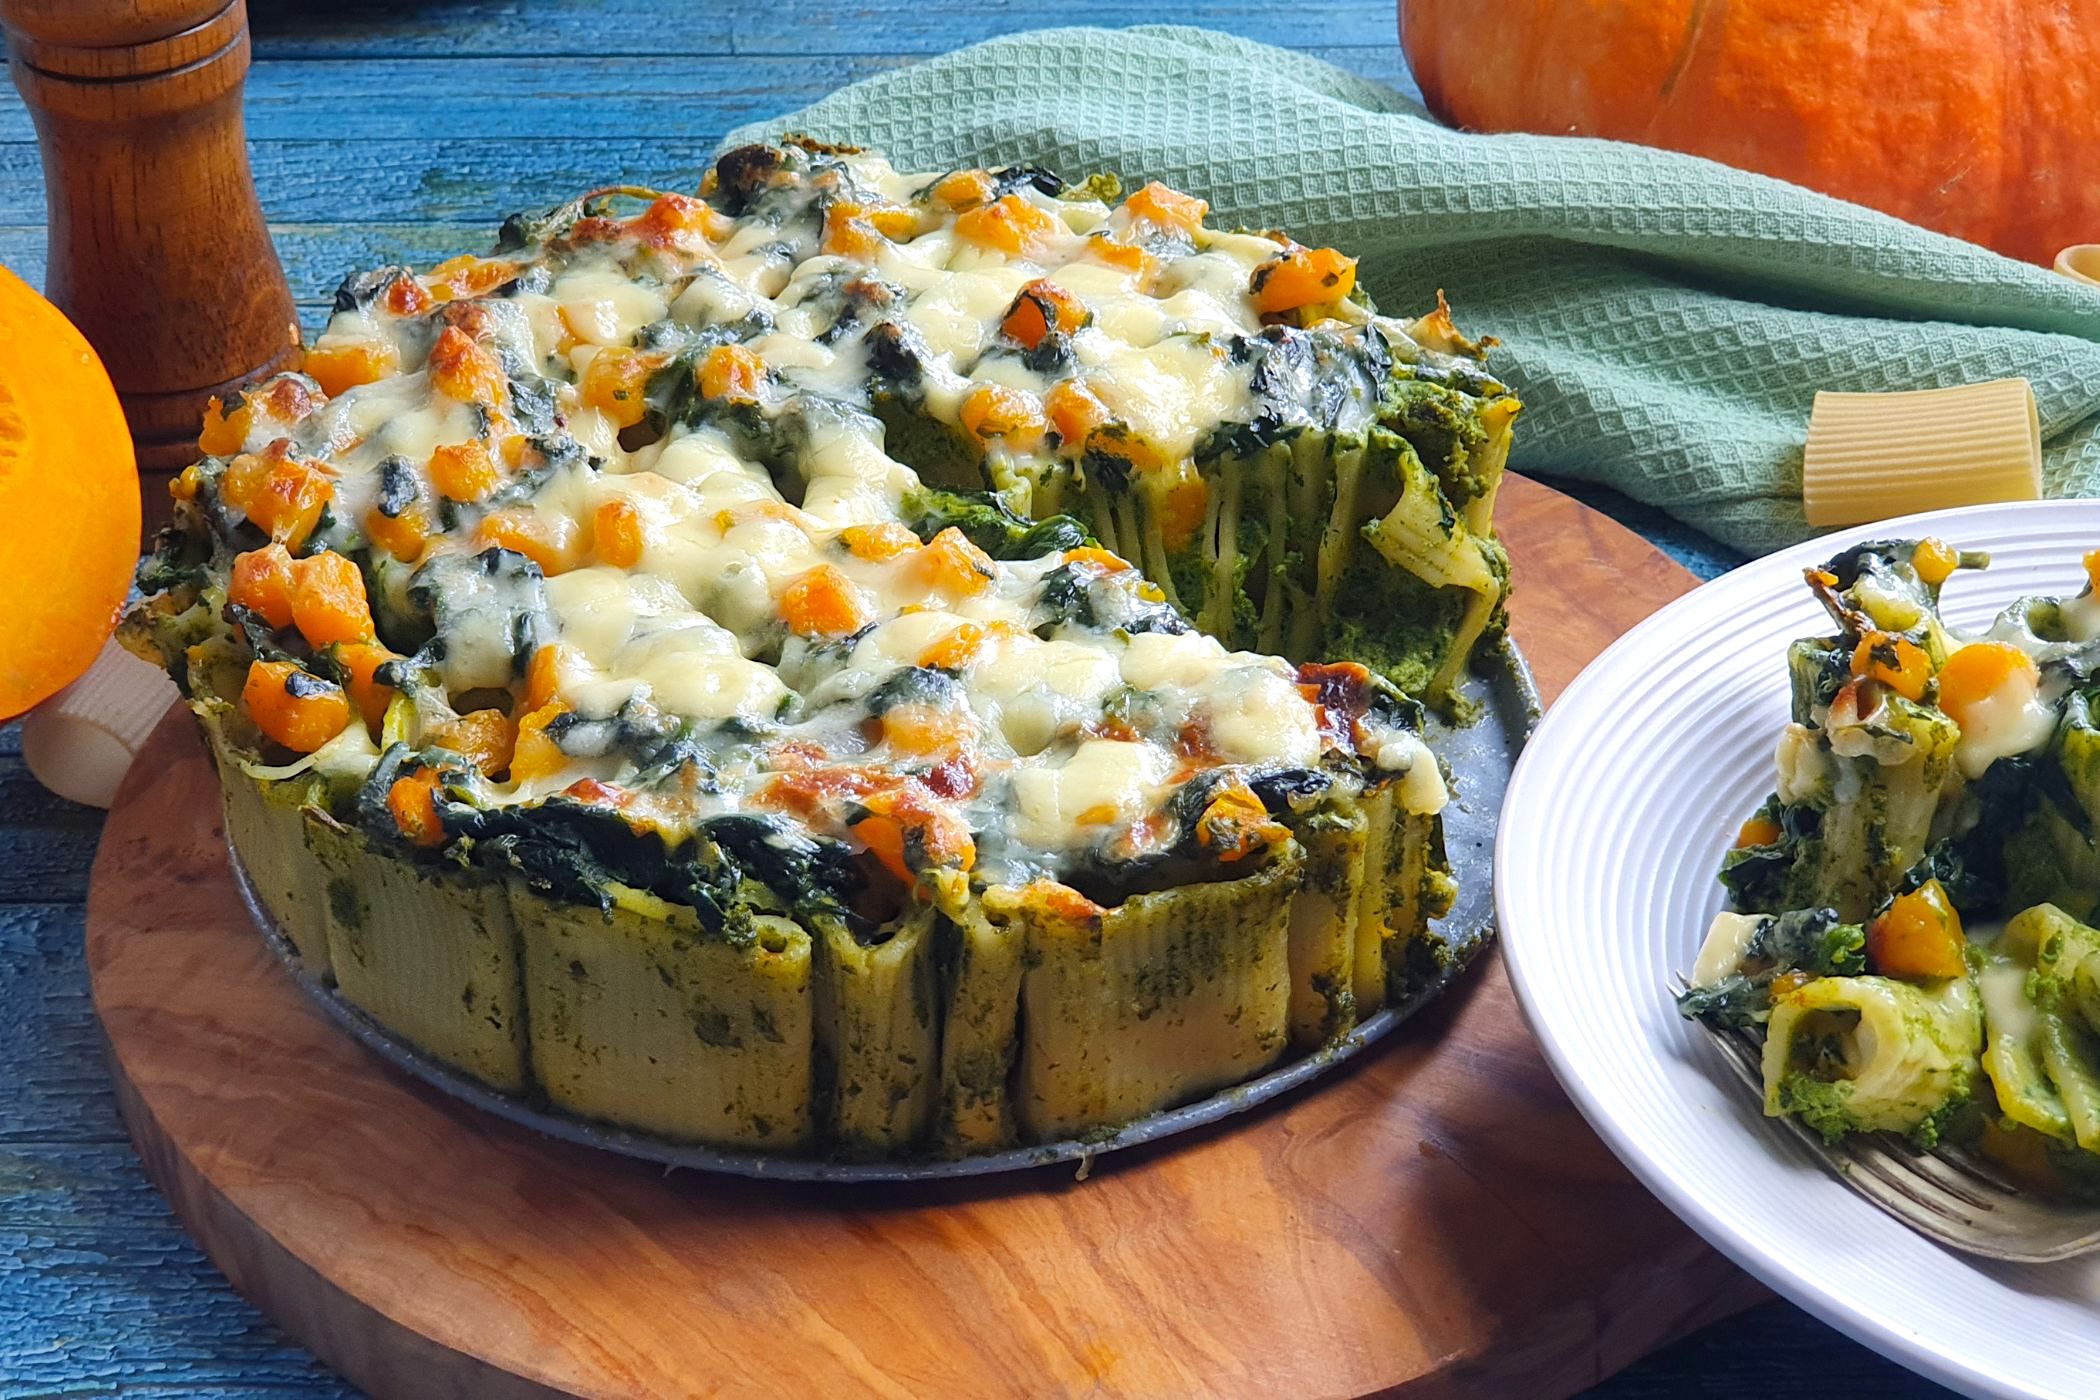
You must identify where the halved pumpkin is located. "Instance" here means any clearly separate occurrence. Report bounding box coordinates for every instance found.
[0,263,139,719]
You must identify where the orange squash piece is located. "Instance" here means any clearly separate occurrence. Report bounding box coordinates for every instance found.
[241,660,352,753]
[1734,815,1784,848]
[698,344,764,402]
[387,770,448,847]
[428,439,503,503]
[1045,380,1111,452]
[334,640,397,732]
[838,522,920,562]
[1124,181,1208,233]
[1866,878,1968,980]
[953,194,1062,256]
[580,347,656,429]
[431,708,517,777]
[0,265,142,719]
[523,642,580,713]
[509,700,572,783]
[593,498,648,568]
[365,503,431,563]
[929,169,995,211]
[915,528,997,598]
[1937,641,2038,728]
[958,384,1047,451]
[631,193,728,253]
[475,507,580,576]
[303,340,399,398]
[1000,279,1089,349]
[290,550,376,648]
[1910,537,1961,587]
[197,394,252,456]
[228,544,298,630]
[1251,245,1358,315]
[221,446,334,550]
[426,325,507,405]
[779,564,873,637]
[1849,631,1931,701]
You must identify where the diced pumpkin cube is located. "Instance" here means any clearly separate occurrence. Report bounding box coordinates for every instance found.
[475,507,579,576]
[383,277,434,317]
[366,504,431,563]
[1911,538,1960,587]
[1000,279,1089,350]
[1045,380,1111,452]
[1937,640,2038,728]
[881,702,978,761]
[1081,235,1158,284]
[223,449,334,550]
[242,660,352,753]
[304,340,400,398]
[631,192,729,253]
[580,347,656,429]
[523,642,580,713]
[1124,181,1208,233]
[821,202,886,259]
[334,640,397,732]
[228,544,297,629]
[915,528,996,599]
[839,522,921,562]
[431,708,517,777]
[1866,879,1967,981]
[429,439,503,503]
[779,563,873,637]
[930,169,995,210]
[510,700,572,783]
[198,394,252,456]
[958,384,1047,451]
[593,498,648,569]
[289,549,375,647]
[953,194,1062,256]
[1849,632,1931,702]
[387,769,448,847]
[426,326,507,404]
[1250,245,1358,315]
[1154,466,1209,553]
[698,344,764,402]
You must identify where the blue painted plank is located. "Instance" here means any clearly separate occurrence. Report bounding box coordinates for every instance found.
[0,761,104,907]
[0,904,357,1399]
[0,47,1409,225]
[238,0,1402,60]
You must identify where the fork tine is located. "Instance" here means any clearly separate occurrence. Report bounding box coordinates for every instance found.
[1845,1142,1987,1225]
[1679,1012,2100,1261]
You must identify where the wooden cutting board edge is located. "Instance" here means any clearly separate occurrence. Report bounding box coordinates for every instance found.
[85,472,1766,1400]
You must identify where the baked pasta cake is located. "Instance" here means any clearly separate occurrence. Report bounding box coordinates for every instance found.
[125,138,1520,1159]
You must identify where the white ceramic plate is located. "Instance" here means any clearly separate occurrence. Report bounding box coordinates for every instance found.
[1498,500,2100,1400]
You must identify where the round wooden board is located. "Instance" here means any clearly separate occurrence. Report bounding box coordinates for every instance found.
[88,474,1762,1400]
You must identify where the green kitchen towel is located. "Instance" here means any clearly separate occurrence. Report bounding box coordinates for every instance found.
[728,26,2100,555]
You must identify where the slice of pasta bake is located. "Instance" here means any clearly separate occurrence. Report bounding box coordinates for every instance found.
[1680,539,2100,1196]
[125,140,1516,1159]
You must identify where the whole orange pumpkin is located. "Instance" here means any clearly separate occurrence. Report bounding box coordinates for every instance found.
[1400,0,2098,265]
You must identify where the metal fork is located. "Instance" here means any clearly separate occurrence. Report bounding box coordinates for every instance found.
[1670,975,2100,1263]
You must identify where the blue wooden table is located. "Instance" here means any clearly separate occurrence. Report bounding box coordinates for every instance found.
[0,3,1960,1395]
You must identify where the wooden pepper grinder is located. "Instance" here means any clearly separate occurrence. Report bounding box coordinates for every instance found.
[3,0,300,539]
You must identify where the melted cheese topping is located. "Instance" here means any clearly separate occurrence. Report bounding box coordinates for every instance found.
[1947,651,2057,781]
[159,141,1455,888]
